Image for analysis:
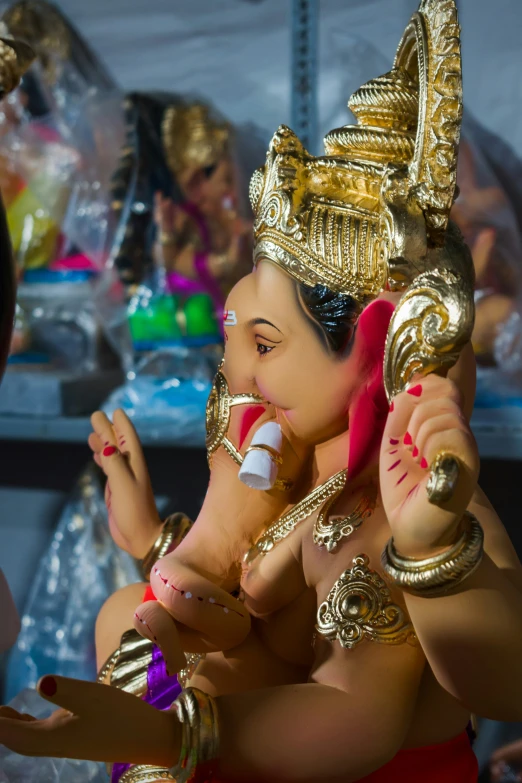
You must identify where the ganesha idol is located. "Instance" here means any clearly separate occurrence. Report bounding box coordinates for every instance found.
[112,94,251,347]
[3,2,522,782]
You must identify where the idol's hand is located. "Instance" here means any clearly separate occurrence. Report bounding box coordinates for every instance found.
[88,409,162,559]
[0,676,179,766]
[379,374,479,557]
[153,192,188,236]
[490,740,522,783]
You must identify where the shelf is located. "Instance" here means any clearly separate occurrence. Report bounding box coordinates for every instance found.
[0,415,206,449]
[0,408,520,458]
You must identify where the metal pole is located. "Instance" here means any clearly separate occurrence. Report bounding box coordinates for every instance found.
[291,0,319,154]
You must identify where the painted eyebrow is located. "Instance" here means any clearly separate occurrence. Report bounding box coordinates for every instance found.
[247,318,283,334]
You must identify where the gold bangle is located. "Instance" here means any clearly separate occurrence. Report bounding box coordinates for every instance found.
[169,688,220,782]
[141,513,193,581]
[381,511,484,597]
[244,443,283,466]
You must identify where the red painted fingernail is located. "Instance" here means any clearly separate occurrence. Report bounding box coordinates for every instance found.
[389,401,394,412]
[407,384,423,397]
[390,438,399,445]
[396,472,408,486]
[39,676,57,697]
[388,459,401,471]
[404,432,412,446]
[390,449,398,455]
[103,446,117,457]
[412,446,419,458]
[420,457,428,469]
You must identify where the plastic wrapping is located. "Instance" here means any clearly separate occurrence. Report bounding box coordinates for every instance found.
[0,1,125,272]
[13,269,104,370]
[4,465,140,703]
[102,346,218,445]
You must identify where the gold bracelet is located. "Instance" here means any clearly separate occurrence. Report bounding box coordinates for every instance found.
[169,688,220,782]
[141,513,193,581]
[381,511,484,597]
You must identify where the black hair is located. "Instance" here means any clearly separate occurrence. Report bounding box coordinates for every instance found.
[203,164,218,179]
[298,282,359,356]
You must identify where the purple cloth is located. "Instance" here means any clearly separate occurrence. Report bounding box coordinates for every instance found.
[111,645,182,781]
[164,202,225,335]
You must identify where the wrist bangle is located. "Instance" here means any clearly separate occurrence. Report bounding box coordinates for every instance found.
[381,511,484,597]
[141,513,193,581]
[169,688,220,782]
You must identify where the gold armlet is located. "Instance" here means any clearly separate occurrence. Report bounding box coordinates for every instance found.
[168,688,220,782]
[316,554,417,649]
[381,512,484,597]
[141,513,193,581]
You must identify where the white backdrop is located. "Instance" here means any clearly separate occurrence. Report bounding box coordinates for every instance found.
[36,0,522,159]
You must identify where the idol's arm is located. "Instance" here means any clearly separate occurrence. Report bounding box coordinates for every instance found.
[0,559,424,783]
[402,487,522,721]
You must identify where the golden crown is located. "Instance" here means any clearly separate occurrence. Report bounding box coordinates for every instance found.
[250,0,464,309]
[162,102,231,176]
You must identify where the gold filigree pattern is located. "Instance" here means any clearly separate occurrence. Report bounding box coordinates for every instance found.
[383,222,475,400]
[395,0,463,244]
[313,483,378,553]
[206,365,264,468]
[316,554,417,649]
[244,469,348,565]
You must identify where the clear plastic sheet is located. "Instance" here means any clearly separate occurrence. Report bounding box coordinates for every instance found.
[15,270,103,370]
[4,465,140,704]
[0,688,106,783]
[102,346,219,446]
[0,1,125,272]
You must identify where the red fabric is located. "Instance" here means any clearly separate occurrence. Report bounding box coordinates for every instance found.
[142,585,156,602]
[359,731,478,782]
[347,299,395,480]
[199,732,477,782]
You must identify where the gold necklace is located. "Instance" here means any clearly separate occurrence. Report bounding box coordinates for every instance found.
[313,481,377,553]
[244,469,348,566]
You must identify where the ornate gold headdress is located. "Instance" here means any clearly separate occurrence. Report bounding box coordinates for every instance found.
[162,102,230,176]
[250,0,474,401]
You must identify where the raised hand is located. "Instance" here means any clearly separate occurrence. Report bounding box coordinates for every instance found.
[153,192,188,236]
[88,408,162,559]
[0,675,179,766]
[379,374,480,557]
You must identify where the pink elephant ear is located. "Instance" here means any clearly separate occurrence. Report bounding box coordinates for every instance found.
[347,299,395,480]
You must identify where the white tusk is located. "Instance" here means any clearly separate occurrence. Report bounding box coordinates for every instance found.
[239,422,283,491]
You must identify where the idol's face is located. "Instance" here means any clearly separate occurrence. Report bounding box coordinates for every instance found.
[223,260,364,445]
